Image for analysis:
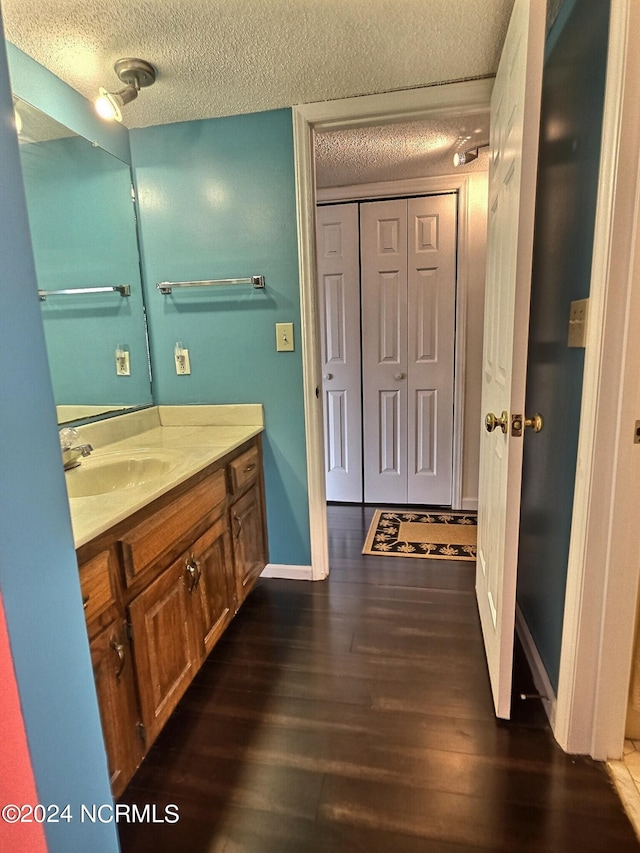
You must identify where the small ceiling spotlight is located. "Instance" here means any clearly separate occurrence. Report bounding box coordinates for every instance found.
[95,58,156,122]
[453,142,490,167]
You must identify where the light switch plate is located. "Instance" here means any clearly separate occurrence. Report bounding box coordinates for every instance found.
[276,322,294,352]
[568,298,589,348]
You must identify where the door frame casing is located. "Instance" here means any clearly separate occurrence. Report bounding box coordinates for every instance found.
[318,174,481,511]
[555,0,640,760]
[292,79,494,582]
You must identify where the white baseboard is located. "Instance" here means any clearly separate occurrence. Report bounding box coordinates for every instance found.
[515,603,557,728]
[461,498,478,512]
[260,563,314,580]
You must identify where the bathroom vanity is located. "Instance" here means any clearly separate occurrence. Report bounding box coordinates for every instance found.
[67,406,267,796]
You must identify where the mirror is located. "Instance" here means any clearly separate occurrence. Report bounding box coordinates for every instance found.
[14,97,153,425]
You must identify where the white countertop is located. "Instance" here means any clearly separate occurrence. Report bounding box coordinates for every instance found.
[66,405,264,548]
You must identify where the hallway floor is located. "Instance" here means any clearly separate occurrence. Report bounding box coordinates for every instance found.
[118,504,639,851]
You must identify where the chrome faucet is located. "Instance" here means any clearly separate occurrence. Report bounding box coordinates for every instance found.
[59,427,93,471]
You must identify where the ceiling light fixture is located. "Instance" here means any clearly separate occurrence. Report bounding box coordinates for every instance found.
[95,58,156,122]
[453,142,490,167]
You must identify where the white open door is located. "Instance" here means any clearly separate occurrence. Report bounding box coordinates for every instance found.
[476,0,546,719]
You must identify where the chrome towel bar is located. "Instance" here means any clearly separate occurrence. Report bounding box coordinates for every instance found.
[39,285,131,301]
[156,275,265,294]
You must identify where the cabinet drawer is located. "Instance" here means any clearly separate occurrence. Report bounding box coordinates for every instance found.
[229,446,260,494]
[119,468,227,586]
[79,549,118,629]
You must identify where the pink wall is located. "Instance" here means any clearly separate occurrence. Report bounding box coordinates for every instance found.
[0,593,47,853]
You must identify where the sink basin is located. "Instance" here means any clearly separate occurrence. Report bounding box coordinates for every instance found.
[65,449,185,498]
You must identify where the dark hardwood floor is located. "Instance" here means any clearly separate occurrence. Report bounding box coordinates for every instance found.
[118,504,639,851]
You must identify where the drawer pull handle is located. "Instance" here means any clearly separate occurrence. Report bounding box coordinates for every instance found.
[82,595,90,610]
[110,639,125,681]
[242,462,256,474]
[233,512,243,540]
[185,557,201,593]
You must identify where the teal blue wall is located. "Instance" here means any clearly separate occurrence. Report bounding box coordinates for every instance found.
[20,134,150,407]
[130,111,311,567]
[0,27,119,853]
[516,0,610,691]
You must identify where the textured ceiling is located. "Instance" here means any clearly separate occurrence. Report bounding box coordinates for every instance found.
[1,0,515,129]
[315,113,491,188]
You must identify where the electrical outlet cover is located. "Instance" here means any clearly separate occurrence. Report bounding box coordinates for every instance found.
[174,348,191,374]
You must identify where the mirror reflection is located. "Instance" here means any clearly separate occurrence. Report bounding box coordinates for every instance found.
[15,96,152,425]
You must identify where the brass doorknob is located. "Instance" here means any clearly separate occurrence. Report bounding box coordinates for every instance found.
[511,413,544,436]
[485,411,509,434]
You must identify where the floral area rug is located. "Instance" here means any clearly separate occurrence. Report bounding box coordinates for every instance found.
[362,510,477,561]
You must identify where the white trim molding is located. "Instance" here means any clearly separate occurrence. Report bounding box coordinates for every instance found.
[516,604,557,727]
[316,172,482,204]
[261,564,315,581]
[555,0,640,760]
[292,107,329,581]
[292,80,493,581]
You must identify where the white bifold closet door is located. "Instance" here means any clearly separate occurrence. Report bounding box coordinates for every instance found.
[316,203,362,502]
[361,194,457,505]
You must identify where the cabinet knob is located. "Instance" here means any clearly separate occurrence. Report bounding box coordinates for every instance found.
[394,373,406,381]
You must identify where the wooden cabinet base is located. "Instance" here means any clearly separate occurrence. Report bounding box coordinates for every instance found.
[78,436,268,796]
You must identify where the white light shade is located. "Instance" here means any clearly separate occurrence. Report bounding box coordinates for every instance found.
[95,85,138,122]
[453,148,479,167]
[95,87,123,121]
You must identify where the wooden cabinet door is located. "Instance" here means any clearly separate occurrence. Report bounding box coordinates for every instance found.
[128,557,199,746]
[190,516,235,656]
[90,620,143,799]
[230,483,267,606]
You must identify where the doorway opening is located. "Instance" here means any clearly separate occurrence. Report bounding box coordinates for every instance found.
[291,80,493,579]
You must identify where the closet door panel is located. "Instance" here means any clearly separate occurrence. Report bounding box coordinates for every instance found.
[361,199,408,504]
[408,194,457,505]
[316,203,362,502]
